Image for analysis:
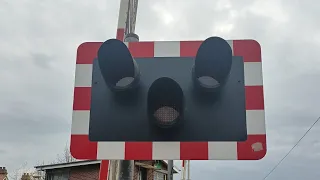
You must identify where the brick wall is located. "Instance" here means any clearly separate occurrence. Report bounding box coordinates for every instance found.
[69,164,100,180]
[147,168,154,180]
[133,161,154,180]
[134,164,139,179]
[133,160,168,180]
[139,160,155,180]
[44,161,168,180]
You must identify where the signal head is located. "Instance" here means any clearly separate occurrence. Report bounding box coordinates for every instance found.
[97,39,140,93]
[192,36,232,93]
[147,77,184,129]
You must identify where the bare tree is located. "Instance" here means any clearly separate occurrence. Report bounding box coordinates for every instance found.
[33,161,46,180]
[9,142,76,180]
[52,141,76,164]
[32,141,75,180]
[9,162,27,180]
[8,162,43,180]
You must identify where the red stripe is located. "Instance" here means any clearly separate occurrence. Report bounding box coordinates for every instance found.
[128,42,154,58]
[180,41,202,57]
[99,160,109,180]
[76,41,155,65]
[180,142,209,160]
[124,142,153,160]
[73,87,91,110]
[70,135,97,160]
[245,86,264,110]
[76,40,262,64]
[180,40,262,63]
[116,28,125,41]
[76,42,102,64]
[233,40,262,62]
[73,39,264,161]
[237,134,267,160]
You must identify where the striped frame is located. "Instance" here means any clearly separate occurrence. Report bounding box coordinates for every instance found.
[70,39,266,160]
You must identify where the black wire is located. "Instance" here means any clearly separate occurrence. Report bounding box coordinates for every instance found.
[263,116,320,179]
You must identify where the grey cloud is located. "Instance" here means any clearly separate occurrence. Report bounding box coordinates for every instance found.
[0,0,120,175]
[0,107,70,144]
[1,0,320,179]
[155,0,320,178]
[31,53,55,69]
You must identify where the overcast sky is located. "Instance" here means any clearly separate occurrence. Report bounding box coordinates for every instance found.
[0,0,320,179]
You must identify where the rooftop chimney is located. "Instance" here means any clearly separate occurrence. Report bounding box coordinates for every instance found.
[0,167,7,175]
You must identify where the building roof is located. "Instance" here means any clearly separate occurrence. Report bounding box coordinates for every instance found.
[35,160,179,173]
[35,160,100,170]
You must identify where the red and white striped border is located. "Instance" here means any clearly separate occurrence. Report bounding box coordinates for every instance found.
[70,40,266,160]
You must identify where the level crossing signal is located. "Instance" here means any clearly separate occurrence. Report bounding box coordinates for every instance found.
[70,36,266,160]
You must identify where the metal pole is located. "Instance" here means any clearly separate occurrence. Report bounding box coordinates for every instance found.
[182,161,186,180]
[117,160,134,180]
[116,1,139,179]
[109,160,118,180]
[167,160,174,180]
[187,161,190,180]
[116,26,139,180]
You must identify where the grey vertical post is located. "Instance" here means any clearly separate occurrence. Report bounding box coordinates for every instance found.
[117,160,134,180]
[109,160,116,180]
[167,160,174,180]
[116,32,139,180]
[187,160,190,180]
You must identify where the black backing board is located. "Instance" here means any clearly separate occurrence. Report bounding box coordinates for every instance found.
[89,56,247,142]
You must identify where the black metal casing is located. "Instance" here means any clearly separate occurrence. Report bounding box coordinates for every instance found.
[89,59,247,142]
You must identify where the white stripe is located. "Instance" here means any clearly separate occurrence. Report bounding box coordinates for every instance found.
[117,0,129,29]
[97,142,125,159]
[152,40,233,57]
[152,142,180,159]
[71,110,90,134]
[154,41,180,57]
[208,142,238,160]
[74,42,128,87]
[246,110,266,134]
[75,64,92,87]
[244,62,263,86]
